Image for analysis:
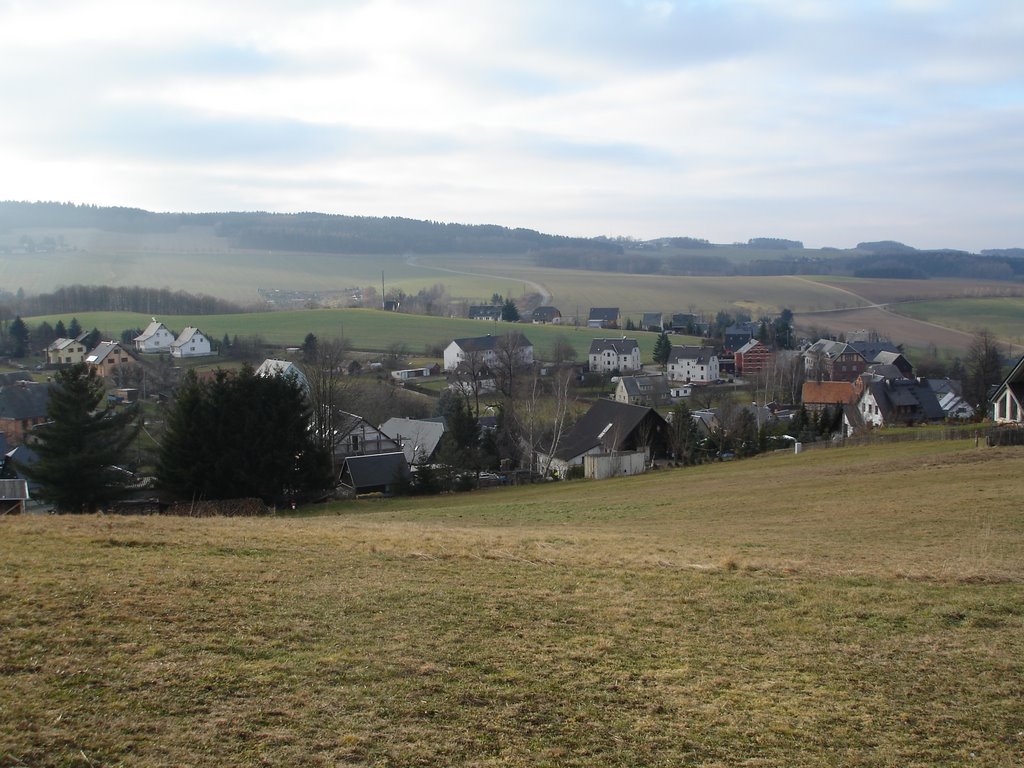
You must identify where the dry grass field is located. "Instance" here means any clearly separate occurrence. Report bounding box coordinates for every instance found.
[3,441,1023,767]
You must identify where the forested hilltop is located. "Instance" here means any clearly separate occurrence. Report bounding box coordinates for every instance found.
[2,200,1021,281]
[0,201,619,257]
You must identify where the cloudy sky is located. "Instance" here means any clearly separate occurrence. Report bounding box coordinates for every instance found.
[0,0,1021,250]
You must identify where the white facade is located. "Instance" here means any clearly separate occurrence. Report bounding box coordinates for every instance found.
[170,327,213,358]
[666,347,719,383]
[588,339,641,373]
[856,387,885,428]
[443,335,534,372]
[133,321,176,353]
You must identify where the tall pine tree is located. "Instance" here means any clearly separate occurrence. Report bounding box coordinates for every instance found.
[653,332,672,368]
[157,366,331,504]
[21,364,140,513]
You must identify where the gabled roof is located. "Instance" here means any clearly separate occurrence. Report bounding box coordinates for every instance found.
[380,417,446,464]
[806,339,864,360]
[85,341,129,365]
[589,337,639,355]
[735,338,768,355]
[866,363,906,380]
[669,345,716,364]
[531,306,561,321]
[588,307,619,322]
[0,372,33,386]
[555,399,666,461]
[618,375,669,398]
[0,382,50,421]
[134,320,171,342]
[863,376,944,423]
[848,340,901,360]
[452,333,532,353]
[467,305,502,320]
[992,355,1024,405]
[801,380,856,405]
[641,312,663,326]
[47,336,86,352]
[340,452,410,491]
[170,326,205,348]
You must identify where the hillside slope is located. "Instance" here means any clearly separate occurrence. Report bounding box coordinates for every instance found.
[2,441,1023,766]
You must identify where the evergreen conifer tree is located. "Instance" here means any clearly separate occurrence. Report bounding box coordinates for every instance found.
[501,298,520,322]
[653,332,672,368]
[9,316,29,357]
[21,364,140,512]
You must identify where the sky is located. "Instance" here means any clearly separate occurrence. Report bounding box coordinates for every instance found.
[0,0,1021,250]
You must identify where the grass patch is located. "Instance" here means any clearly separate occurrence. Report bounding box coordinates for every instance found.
[23,308,695,359]
[2,443,1023,766]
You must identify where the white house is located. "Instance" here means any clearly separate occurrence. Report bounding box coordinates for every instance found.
[667,346,719,383]
[170,326,213,358]
[443,333,533,372]
[992,355,1024,424]
[588,338,641,373]
[133,320,176,353]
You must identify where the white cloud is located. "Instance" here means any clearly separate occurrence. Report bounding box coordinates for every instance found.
[0,0,1020,249]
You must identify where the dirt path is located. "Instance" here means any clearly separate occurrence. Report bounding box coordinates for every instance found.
[791,277,1021,356]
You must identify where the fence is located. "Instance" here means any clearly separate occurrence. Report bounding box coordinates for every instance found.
[796,424,1016,452]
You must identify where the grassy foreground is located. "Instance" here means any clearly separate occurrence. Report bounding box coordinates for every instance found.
[2,441,1023,766]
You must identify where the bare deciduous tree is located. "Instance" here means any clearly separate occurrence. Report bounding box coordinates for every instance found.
[302,337,353,477]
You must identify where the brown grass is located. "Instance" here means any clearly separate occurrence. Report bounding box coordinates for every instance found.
[2,441,1023,766]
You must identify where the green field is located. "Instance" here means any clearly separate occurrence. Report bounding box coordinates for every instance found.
[2,440,1023,766]
[892,298,1024,345]
[24,308,692,360]
[7,227,1024,357]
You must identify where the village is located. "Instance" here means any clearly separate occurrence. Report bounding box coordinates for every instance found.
[2,301,1021,515]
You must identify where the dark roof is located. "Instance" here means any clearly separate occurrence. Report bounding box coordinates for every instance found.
[641,312,663,326]
[0,372,33,386]
[340,452,410,491]
[589,338,639,355]
[468,305,502,319]
[865,377,944,423]
[85,341,130,365]
[555,399,667,461]
[618,376,670,402]
[588,307,620,321]
[0,382,50,421]
[453,333,532,353]
[669,345,716,365]
[531,306,561,321]
[849,340,901,360]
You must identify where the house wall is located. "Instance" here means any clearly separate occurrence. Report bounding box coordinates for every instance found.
[171,333,212,358]
[857,390,885,427]
[136,327,175,353]
[589,348,640,373]
[584,450,647,480]
[667,355,719,383]
[736,346,772,376]
[46,343,87,365]
[0,416,46,446]
[994,389,1022,424]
